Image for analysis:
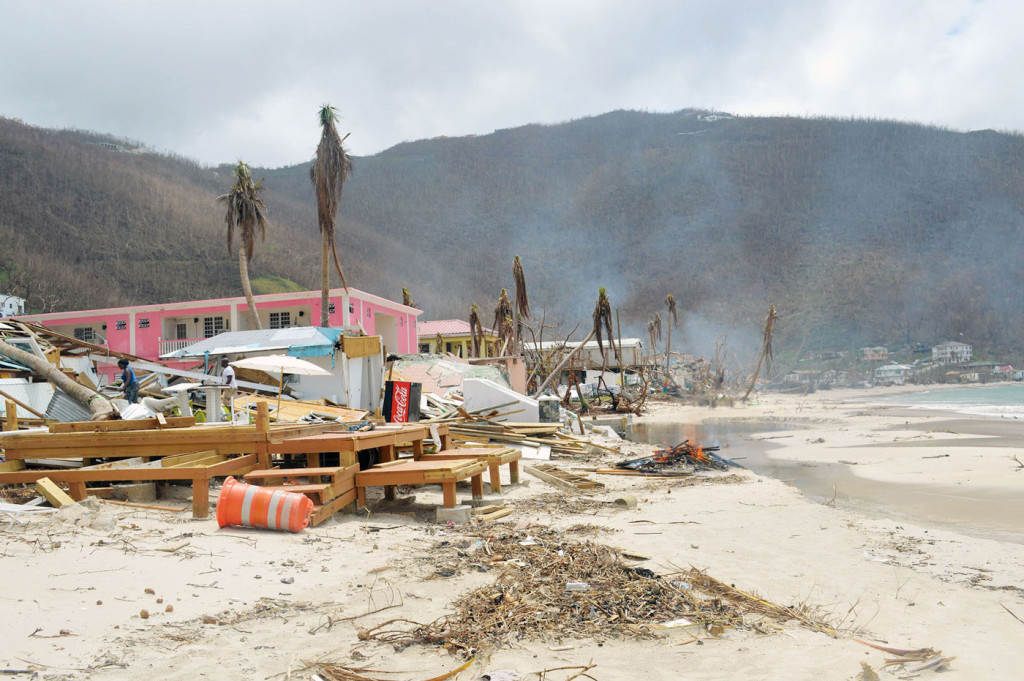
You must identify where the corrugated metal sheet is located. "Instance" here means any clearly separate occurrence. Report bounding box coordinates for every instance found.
[0,379,54,417]
[44,389,92,423]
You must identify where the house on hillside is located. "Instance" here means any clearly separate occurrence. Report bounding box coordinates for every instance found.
[14,287,420,362]
[932,342,972,364]
[417,320,499,357]
[874,364,912,385]
[859,346,889,362]
[0,294,25,317]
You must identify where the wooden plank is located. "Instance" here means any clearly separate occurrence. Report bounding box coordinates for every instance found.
[310,487,358,526]
[161,450,220,467]
[35,477,75,507]
[4,398,18,430]
[0,460,26,472]
[0,456,258,484]
[525,464,605,492]
[246,466,344,479]
[100,499,188,513]
[478,507,514,521]
[49,416,196,433]
[166,454,226,469]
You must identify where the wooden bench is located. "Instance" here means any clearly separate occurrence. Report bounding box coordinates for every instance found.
[417,446,521,494]
[355,459,486,509]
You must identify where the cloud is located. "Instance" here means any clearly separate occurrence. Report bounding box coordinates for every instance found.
[2,0,1021,167]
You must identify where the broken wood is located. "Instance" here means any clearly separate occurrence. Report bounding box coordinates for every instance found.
[35,477,76,508]
[525,464,605,491]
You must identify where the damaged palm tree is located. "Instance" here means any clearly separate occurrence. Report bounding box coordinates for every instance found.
[218,161,268,330]
[664,294,678,376]
[742,304,779,401]
[0,338,118,421]
[468,303,484,357]
[534,287,608,396]
[493,289,514,355]
[402,287,415,308]
[310,104,354,327]
[512,255,530,355]
[593,286,618,368]
[434,332,444,355]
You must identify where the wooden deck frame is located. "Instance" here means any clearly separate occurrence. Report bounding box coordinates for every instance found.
[418,446,521,494]
[355,459,486,509]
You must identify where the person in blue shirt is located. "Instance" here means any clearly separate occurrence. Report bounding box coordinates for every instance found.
[117,358,139,404]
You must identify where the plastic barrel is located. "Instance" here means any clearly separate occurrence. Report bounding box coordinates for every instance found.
[216,476,313,532]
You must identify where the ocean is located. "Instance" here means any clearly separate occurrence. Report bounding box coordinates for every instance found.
[873,383,1024,418]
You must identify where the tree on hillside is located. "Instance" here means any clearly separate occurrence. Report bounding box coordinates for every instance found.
[512,255,530,355]
[664,294,678,376]
[309,104,353,327]
[218,161,268,330]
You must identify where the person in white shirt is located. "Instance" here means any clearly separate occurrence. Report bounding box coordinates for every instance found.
[221,357,238,408]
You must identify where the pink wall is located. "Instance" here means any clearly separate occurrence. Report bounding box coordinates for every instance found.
[17,288,421,359]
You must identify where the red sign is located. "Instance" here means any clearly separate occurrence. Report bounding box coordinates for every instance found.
[391,382,410,422]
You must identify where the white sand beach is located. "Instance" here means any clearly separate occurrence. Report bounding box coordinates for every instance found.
[2,387,1023,680]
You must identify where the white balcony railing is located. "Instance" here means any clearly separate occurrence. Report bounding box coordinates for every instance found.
[158,337,205,355]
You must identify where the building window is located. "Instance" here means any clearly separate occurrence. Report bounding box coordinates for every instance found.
[73,327,95,342]
[203,316,225,338]
[138,318,150,329]
[176,323,188,340]
[366,308,371,318]
[269,312,291,329]
[349,304,354,313]
[328,303,336,314]
[115,320,127,330]
[419,343,430,353]
[445,342,452,353]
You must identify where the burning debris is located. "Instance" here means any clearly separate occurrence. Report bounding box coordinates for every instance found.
[615,440,735,474]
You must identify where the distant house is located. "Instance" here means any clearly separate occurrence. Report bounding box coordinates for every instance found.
[874,364,912,385]
[859,346,889,362]
[0,295,26,317]
[932,342,972,364]
[417,320,499,357]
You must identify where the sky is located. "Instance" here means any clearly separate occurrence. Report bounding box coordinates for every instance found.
[1,0,1019,168]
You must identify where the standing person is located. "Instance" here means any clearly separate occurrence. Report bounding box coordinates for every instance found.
[117,359,139,404]
[221,357,237,409]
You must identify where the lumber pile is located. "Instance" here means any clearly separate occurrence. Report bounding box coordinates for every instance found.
[448,421,592,457]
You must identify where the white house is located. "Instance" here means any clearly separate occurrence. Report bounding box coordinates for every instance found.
[932,342,972,364]
[874,364,912,385]
[0,295,26,317]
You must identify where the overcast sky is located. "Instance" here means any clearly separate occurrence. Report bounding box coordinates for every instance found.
[2,0,1019,168]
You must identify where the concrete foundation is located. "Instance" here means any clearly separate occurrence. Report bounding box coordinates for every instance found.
[469,495,504,507]
[435,504,472,524]
[112,482,157,503]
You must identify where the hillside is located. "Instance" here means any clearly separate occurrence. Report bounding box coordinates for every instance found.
[2,111,1024,363]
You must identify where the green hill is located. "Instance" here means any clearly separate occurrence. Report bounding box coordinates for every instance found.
[2,110,1023,361]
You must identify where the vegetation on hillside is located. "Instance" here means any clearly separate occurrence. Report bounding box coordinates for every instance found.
[3,110,1024,365]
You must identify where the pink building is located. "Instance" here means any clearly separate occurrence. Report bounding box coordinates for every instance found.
[17,288,421,361]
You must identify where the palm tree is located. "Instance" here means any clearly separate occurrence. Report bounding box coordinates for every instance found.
[742,304,779,401]
[493,288,514,354]
[218,161,267,330]
[535,287,608,396]
[469,303,484,357]
[664,294,678,376]
[402,287,415,308]
[512,255,530,354]
[310,104,353,327]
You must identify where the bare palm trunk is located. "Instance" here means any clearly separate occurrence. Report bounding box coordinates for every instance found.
[239,250,262,330]
[320,235,331,327]
[664,323,672,377]
[0,339,117,420]
[535,329,596,396]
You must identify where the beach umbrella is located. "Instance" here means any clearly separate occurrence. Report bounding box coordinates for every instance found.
[229,354,332,414]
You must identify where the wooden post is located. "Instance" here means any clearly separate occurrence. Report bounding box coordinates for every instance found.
[67,481,87,501]
[4,399,17,431]
[255,402,270,469]
[470,473,484,501]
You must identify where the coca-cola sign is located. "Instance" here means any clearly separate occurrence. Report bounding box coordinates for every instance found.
[391,382,410,422]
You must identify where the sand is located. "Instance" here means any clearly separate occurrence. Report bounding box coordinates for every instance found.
[2,387,1023,680]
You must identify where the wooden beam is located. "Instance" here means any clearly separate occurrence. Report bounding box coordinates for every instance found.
[49,416,196,433]
[4,399,17,431]
[35,477,75,507]
[0,388,45,418]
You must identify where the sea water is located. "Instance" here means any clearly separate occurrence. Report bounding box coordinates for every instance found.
[873,383,1024,418]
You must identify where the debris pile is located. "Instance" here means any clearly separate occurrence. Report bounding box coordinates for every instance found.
[359,529,834,655]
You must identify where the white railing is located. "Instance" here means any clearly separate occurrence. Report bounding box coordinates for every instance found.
[158,337,205,355]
